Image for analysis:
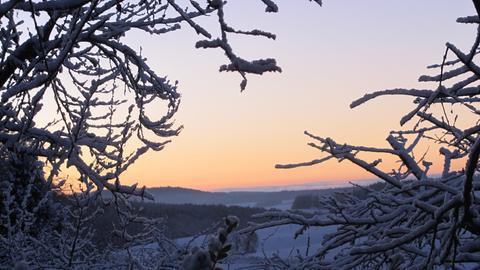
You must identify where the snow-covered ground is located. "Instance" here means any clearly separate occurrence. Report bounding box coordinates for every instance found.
[133,199,480,270]
[267,199,294,211]
[225,202,258,208]
[175,223,337,269]
[253,224,336,258]
[174,200,337,269]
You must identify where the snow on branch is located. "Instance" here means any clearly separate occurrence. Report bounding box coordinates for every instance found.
[0,0,314,198]
[248,8,480,269]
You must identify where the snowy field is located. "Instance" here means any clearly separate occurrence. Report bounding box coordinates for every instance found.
[174,200,338,269]
[128,200,479,270]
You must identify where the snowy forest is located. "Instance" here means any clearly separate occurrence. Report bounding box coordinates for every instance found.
[1,0,480,269]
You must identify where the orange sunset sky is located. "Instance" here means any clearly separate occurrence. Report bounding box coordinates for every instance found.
[106,1,476,191]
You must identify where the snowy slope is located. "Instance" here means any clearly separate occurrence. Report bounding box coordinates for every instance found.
[174,200,338,269]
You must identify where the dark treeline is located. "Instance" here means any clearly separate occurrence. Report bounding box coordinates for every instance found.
[91,201,264,247]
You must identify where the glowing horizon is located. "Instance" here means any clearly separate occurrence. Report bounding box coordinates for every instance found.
[107,1,476,191]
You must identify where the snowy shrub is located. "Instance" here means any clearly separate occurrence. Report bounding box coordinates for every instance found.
[0,145,52,237]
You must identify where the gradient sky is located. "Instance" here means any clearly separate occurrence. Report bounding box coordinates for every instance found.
[117,0,476,191]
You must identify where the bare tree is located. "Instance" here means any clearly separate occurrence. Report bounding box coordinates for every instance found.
[0,0,320,199]
[244,3,480,269]
[0,0,323,269]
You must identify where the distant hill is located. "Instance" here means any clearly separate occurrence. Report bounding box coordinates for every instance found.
[146,186,347,208]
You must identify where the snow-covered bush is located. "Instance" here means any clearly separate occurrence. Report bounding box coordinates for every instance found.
[0,145,52,237]
[0,145,56,267]
[244,3,480,270]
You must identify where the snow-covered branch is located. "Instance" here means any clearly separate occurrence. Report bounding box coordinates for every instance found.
[248,9,480,269]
